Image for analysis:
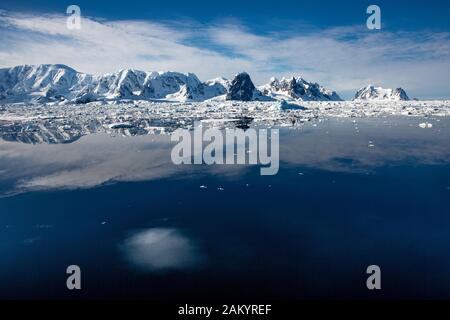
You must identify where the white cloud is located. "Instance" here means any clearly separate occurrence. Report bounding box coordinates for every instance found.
[0,10,450,99]
[0,11,253,78]
[207,24,450,99]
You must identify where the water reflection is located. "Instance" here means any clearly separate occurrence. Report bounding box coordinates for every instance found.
[0,116,449,299]
[0,117,448,196]
[121,228,204,272]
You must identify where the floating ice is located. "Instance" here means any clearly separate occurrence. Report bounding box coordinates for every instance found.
[278,100,307,111]
[0,100,449,144]
[419,122,433,128]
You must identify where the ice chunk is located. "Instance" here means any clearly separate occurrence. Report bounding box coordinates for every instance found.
[419,122,433,128]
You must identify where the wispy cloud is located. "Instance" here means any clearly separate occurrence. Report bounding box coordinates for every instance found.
[1,10,449,99]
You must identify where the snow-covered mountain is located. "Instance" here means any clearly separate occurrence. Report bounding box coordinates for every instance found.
[225,73,341,102]
[0,64,229,104]
[354,85,409,101]
[259,77,342,101]
[0,64,94,103]
[0,64,344,104]
[203,77,230,99]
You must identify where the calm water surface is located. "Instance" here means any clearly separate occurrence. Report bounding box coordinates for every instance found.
[0,117,449,299]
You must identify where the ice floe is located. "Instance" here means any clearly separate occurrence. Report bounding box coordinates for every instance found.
[0,100,449,144]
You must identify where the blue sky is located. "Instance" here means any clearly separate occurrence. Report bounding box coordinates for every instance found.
[1,0,450,99]
[2,0,450,32]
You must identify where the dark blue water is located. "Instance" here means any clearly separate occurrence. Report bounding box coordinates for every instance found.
[1,117,449,299]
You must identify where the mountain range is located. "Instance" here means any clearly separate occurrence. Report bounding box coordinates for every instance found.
[0,64,344,104]
[0,64,411,104]
[0,64,228,104]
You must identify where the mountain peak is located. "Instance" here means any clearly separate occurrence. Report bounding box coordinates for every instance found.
[226,72,256,101]
[260,76,342,101]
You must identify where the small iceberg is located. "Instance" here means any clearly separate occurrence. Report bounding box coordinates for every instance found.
[419,122,433,129]
[279,100,307,111]
[109,122,134,129]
